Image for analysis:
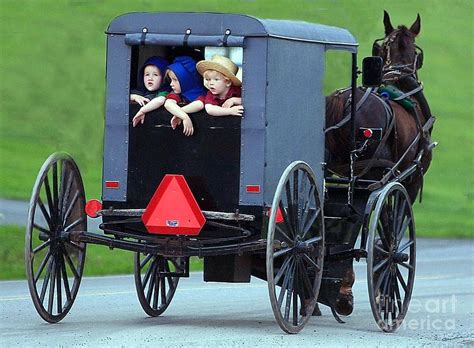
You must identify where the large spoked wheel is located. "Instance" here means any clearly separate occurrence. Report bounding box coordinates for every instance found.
[134,253,181,317]
[266,161,325,334]
[367,182,416,332]
[25,152,87,323]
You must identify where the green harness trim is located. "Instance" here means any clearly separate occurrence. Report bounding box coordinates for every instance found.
[378,85,415,109]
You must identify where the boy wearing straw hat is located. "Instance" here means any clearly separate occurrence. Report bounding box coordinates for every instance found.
[196,55,244,117]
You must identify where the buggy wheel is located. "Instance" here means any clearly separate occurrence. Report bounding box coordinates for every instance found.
[25,152,87,323]
[266,161,325,334]
[134,253,181,317]
[367,182,416,332]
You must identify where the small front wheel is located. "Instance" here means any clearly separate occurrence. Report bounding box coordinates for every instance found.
[134,253,181,317]
[266,161,325,334]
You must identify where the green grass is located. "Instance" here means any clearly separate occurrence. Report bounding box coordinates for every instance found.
[0,225,203,280]
[0,0,473,240]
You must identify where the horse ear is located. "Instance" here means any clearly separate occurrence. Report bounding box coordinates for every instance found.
[383,10,394,36]
[410,14,421,37]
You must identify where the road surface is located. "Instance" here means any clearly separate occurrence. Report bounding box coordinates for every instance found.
[1,238,473,347]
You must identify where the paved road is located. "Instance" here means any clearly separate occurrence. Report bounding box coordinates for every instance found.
[1,238,473,347]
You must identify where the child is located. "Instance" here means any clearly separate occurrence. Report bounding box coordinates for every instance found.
[130,56,170,127]
[164,56,205,136]
[196,55,243,117]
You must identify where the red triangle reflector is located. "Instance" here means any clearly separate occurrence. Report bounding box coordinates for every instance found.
[142,175,206,235]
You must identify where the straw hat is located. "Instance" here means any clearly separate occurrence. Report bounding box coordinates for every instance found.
[196,55,241,87]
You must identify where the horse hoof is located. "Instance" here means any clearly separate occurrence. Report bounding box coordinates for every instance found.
[335,294,354,316]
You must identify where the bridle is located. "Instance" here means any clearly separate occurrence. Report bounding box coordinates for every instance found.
[372,30,424,82]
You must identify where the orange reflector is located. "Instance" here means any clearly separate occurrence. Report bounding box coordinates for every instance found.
[105,181,120,189]
[85,199,102,218]
[246,185,261,193]
[142,175,206,235]
[268,206,284,223]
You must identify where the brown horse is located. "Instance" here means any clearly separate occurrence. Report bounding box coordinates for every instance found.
[325,11,434,203]
[325,11,435,316]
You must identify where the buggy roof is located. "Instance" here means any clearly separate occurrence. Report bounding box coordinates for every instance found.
[107,12,358,50]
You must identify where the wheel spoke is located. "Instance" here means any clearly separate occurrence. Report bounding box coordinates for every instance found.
[393,277,403,315]
[60,168,74,221]
[53,163,59,224]
[299,258,314,296]
[275,224,293,245]
[399,262,414,271]
[59,254,72,302]
[277,258,294,309]
[43,175,56,224]
[37,197,54,231]
[398,240,414,253]
[33,223,51,236]
[305,235,322,245]
[302,253,320,273]
[64,217,85,232]
[39,257,54,303]
[301,208,319,240]
[152,274,159,309]
[160,274,167,306]
[142,257,156,289]
[279,200,295,237]
[373,258,389,274]
[34,251,52,283]
[146,265,157,304]
[63,191,80,224]
[47,259,56,314]
[33,240,51,255]
[283,261,296,322]
[56,257,62,314]
[63,250,80,281]
[285,181,296,232]
[140,254,153,270]
[299,185,314,234]
[396,268,408,293]
[274,256,291,285]
[273,247,292,259]
[397,216,411,243]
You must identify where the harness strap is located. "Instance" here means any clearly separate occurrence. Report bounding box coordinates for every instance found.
[324,88,373,134]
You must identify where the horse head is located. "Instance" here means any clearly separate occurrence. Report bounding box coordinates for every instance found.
[372,11,424,80]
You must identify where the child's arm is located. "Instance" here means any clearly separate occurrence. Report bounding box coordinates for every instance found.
[130,94,150,106]
[205,104,244,117]
[132,96,166,127]
[164,99,194,136]
[181,100,204,114]
[221,97,242,108]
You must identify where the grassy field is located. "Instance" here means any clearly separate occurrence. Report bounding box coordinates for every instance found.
[0,0,472,242]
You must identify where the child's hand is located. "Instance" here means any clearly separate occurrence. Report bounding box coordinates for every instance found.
[229,105,244,117]
[171,116,182,129]
[132,110,146,127]
[130,94,150,106]
[222,98,237,108]
[182,117,194,136]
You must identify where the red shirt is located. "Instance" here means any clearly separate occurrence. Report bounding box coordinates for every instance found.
[204,86,241,106]
[166,93,205,105]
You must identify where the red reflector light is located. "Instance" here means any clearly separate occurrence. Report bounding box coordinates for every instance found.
[85,199,102,218]
[363,129,373,138]
[246,185,261,193]
[105,181,120,189]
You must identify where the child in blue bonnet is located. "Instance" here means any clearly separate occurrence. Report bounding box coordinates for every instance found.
[164,56,205,136]
[130,56,170,127]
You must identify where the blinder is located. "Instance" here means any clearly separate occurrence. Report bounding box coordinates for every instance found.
[371,38,424,70]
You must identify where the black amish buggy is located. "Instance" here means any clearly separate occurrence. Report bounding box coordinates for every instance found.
[25,11,433,334]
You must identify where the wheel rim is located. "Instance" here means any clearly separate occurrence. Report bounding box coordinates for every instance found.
[367,182,416,332]
[134,253,180,317]
[266,161,324,334]
[25,152,87,323]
